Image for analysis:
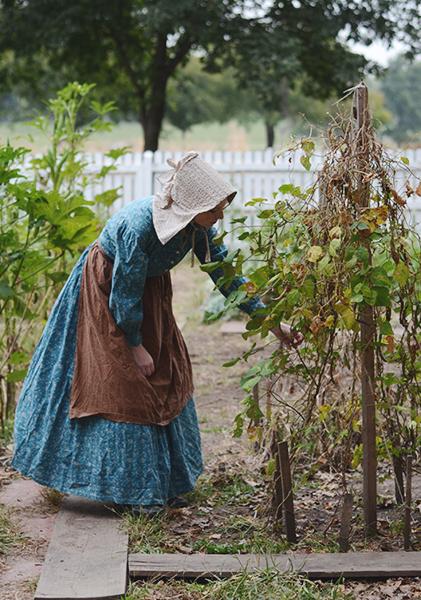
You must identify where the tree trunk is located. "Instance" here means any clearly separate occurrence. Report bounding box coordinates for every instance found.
[265,121,275,148]
[141,78,168,151]
[142,114,164,152]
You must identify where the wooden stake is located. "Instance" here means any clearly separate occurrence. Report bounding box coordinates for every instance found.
[403,455,413,551]
[392,453,405,505]
[338,493,354,552]
[278,440,297,543]
[271,434,283,523]
[252,383,262,451]
[353,82,377,537]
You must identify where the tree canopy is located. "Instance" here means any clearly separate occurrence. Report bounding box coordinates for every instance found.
[381,56,421,144]
[0,0,419,149]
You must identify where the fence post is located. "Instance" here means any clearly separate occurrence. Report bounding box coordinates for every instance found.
[140,150,154,197]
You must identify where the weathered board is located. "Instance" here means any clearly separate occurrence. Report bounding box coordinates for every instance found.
[129,551,421,580]
[35,496,128,600]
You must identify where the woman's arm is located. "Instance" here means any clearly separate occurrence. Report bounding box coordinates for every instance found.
[193,226,264,315]
[195,227,304,347]
[108,225,149,347]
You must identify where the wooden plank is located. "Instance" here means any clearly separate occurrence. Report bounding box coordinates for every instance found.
[129,551,421,580]
[35,496,128,600]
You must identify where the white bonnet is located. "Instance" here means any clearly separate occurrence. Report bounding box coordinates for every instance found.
[152,151,237,245]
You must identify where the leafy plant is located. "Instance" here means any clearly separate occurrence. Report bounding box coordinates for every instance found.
[0,82,126,436]
[207,100,420,505]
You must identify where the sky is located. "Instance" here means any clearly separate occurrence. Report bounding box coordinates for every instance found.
[350,39,406,67]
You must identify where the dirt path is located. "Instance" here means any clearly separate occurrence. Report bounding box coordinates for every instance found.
[0,472,58,600]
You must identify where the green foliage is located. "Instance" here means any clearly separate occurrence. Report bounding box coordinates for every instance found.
[0,82,124,432]
[215,108,420,474]
[381,56,421,144]
[166,59,249,134]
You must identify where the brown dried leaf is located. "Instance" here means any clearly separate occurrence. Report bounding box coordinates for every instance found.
[391,189,406,206]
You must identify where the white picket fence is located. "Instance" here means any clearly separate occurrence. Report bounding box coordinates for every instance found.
[84,148,421,236]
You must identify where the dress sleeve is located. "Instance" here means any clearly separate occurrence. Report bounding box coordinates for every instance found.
[194,226,265,315]
[108,226,149,347]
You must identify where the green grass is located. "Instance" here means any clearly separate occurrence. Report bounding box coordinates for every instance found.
[201,425,228,434]
[0,505,23,555]
[0,119,268,153]
[0,417,14,449]
[193,513,290,555]
[122,511,168,554]
[125,579,205,600]
[125,571,353,600]
[185,473,256,508]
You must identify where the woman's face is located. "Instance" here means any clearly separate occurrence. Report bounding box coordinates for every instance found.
[193,198,230,228]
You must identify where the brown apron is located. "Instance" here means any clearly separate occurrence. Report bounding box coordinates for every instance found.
[70,242,194,425]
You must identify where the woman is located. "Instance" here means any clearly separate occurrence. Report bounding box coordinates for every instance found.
[12,151,301,514]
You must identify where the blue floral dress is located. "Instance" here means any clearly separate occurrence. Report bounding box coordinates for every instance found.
[12,196,262,505]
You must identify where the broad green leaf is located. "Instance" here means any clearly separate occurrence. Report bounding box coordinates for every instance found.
[301,139,315,154]
[95,189,119,207]
[329,238,341,257]
[278,183,295,194]
[9,351,29,365]
[47,271,69,284]
[245,197,266,206]
[257,209,274,219]
[212,231,228,246]
[374,287,391,307]
[382,373,401,386]
[300,155,311,171]
[241,374,261,392]
[329,226,342,239]
[0,281,14,299]
[301,276,315,299]
[393,262,410,287]
[6,368,27,383]
[105,146,130,160]
[335,302,356,329]
[199,261,221,274]
[286,289,299,307]
[307,246,323,263]
[318,254,332,273]
[380,321,393,336]
[356,247,369,263]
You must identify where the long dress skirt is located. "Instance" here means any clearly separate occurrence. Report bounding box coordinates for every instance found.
[12,246,203,505]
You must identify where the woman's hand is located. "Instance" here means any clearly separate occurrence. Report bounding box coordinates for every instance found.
[271,323,304,349]
[131,345,155,377]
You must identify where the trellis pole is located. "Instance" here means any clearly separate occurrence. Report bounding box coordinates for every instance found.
[353,82,377,537]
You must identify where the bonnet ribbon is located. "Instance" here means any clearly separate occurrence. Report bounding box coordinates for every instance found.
[190,225,211,267]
